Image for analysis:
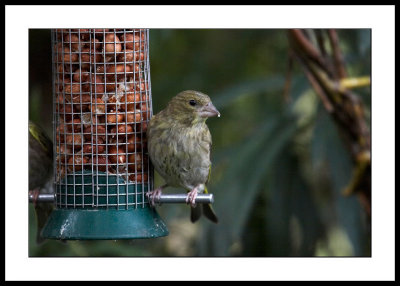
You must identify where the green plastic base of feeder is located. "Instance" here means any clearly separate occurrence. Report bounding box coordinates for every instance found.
[41,207,169,240]
[41,170,168,240]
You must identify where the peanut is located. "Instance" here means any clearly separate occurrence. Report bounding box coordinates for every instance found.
[63,33,81,51]
[127,135,142,152]
[72,69,90,83]
[108,146,127,164]
[129,173,148,183]
[84,124,106,141]
[68,155,88,171]
[65,133,83,147]
[87,155,110,172]
[82,137,106,154]
[90,97,106,114]
[106,112,125,124]
[104,33,122,54]
[128,153,143,172]
[126,109,142,123]
[110,123,133,135]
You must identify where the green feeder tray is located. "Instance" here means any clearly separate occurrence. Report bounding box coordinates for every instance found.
[42,170,168,240]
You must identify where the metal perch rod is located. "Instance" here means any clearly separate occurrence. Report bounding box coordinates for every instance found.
[28,193,56,203]
[150,193,214,204]
[29,193,214,204]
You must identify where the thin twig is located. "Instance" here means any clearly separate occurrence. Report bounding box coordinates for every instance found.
[294,53,334,112]
[328,29,347,79]
[315,29,335,78]
[340,76,371,90]
[289,29,326,70]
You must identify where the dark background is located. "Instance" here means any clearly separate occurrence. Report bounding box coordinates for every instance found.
[29,29,371,256]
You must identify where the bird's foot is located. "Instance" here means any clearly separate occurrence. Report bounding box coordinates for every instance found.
[186,186,199,208]
[146,186,163,207]
[29,188,40,207]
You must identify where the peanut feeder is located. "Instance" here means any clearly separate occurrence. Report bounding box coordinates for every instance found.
[42,29,168,240]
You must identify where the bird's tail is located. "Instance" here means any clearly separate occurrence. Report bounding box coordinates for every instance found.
[190,186,218,223]
[34,203,54,244]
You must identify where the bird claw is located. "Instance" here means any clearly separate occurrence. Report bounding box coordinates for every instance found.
[146,187,163,207]
[186,188,198,208]
[29,188,40,207]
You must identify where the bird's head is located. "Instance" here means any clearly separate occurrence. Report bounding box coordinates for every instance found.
[167,90,220,125]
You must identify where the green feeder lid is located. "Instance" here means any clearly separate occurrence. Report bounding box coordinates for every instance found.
[42,171,168,240]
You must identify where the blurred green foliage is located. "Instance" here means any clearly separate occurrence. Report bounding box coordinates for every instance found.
[29,29,370,257]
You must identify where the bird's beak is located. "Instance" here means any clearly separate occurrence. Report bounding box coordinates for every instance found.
[200,102,221,118]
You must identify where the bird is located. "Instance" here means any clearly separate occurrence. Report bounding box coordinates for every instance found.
[29,120,54,243]
[146,90,220,223]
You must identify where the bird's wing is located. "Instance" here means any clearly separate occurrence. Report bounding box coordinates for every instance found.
[202,126,212,185]
[29,121,53,159]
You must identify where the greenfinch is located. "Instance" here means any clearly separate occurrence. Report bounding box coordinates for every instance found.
[29,120,54,243]
[147,90,220,223]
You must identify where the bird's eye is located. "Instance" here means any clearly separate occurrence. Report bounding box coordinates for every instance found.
[189,99,197,106]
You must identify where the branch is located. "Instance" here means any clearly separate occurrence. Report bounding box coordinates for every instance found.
[287,29,371,217]
[288,29,327,70]
[340,76,371,90]
[328,29,347,79]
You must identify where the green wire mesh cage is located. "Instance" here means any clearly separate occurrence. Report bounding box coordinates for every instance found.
[41,28,168,240]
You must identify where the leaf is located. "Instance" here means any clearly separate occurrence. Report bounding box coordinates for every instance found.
[264,149,324,256]
[212,76,285,110]
[311,108,368,256]
[198,113,299,256]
